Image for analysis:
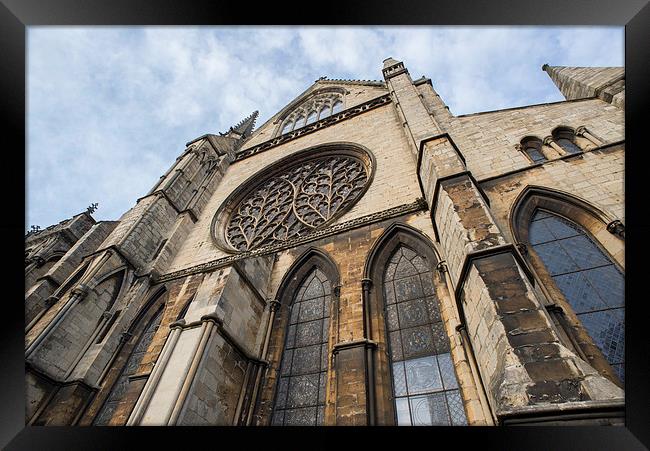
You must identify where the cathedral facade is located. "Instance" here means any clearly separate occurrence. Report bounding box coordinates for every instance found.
[24,58,625,426]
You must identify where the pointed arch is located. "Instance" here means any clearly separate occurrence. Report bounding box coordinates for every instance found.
[364,223,441,279]
[510,185,622,265]
[363,222,468,426]
[259,248,339,426]
[275,247,340,304]
[510,185,624,387]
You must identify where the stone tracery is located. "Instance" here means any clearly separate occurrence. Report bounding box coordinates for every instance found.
[225,154,370,252]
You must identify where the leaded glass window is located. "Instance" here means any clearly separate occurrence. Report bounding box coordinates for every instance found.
[529,209,624,382]
[281,120,293,135]
[332,100,343,114]
[383,246,467,426]
[93,307,163,425]
[271,268,331,426]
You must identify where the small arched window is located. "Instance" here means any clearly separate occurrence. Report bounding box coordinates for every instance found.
[528,209,624,382]
[332,101,343,114]
[520,137,546,163]
[552,127,582,154]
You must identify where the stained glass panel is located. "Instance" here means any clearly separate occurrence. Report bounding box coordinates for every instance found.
[272,268,331,425]
[529,209,624,385]
[383,245,467,426]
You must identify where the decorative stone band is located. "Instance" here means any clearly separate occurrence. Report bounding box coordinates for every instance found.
[156,198,428,283]
[234,94,392,161]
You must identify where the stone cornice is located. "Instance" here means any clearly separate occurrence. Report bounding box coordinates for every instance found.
[234,94,392,162]
[156,198,427,283]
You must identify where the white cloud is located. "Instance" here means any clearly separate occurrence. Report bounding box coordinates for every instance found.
[26,26,623,230]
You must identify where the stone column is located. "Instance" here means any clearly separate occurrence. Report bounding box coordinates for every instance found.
[543,136,565,156]
[419,133,624,424]
[576,126,604,146]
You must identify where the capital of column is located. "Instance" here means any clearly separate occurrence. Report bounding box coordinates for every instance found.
[575,125,588,137]
[361,278,373,291]
[436,261,448,274]
[606,219,625,238]
[269,299,281,312]
[44,295,60,307]
[71,283,90,300]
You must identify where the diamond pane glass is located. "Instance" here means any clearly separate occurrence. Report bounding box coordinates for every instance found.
[410,393,450,426]
[529,209,624,384]
[272,268,331,425]
[383,245,466,426]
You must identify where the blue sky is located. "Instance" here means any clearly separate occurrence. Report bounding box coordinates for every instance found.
[26,26,624,230]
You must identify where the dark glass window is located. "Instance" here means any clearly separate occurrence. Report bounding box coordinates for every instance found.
[524,144,546,163]
[529,209,624,382]
[93,307,163,425]
[556,138,582,154]
[383,246,467,426]
[271,268,331,426]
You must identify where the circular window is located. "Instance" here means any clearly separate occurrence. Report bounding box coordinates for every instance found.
[212,143,375,252]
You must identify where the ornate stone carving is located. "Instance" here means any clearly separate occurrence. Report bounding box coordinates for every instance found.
[234,94,391,161]
[220,148,373,252]
[162,199,426,284]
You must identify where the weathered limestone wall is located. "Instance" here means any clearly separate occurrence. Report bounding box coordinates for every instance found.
[166,100,422,274]
[25,221,118,327]
[443,98,623,181]
[130,255,272,425]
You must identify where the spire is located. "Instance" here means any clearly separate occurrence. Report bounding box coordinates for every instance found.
[542,64,625,105]
[227,110,259,139]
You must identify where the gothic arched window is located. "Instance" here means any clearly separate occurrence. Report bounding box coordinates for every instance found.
[382,245,467,426]
[93,306,164,425]
[552,127,582,154]
[275,91,345,137]
[528,209,624,381]
[271,268,331,426]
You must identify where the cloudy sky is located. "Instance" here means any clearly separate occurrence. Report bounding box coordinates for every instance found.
[26,26,624,230]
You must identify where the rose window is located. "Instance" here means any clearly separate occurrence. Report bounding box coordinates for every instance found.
[216,148,373,252]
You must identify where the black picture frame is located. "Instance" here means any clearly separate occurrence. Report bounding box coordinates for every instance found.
[3,1,648,449]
